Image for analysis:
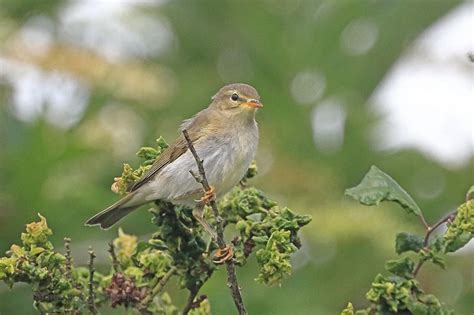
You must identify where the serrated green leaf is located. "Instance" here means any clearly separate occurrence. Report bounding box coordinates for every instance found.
[345,165,422,217]
[385,256,415,278]
[395,232,424,254]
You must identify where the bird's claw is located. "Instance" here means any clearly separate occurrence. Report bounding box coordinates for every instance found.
[197,186,216,204]
[212,245,234,265]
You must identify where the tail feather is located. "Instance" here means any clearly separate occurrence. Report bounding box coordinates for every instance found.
[85,192,140,230]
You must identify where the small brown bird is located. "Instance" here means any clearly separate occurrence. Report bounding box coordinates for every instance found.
[85,83,262,231]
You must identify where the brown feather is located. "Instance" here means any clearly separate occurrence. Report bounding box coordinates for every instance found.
[129,109,214,192]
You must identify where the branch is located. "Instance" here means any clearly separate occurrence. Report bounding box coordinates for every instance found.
[418,214,430,231]
[139,266,177,312]
[87,247,97,314]
[181,286,206,315]
[413,209,458,277]
[64,237,72,282]
[108,242,121,273]
[182,129,248,315]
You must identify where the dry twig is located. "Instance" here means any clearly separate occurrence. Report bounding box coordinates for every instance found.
[183,129,248,315]
[87,247,97,314]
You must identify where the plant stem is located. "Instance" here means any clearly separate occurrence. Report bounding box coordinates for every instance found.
[108,242,120,273]
[413,209,458,277]
[183,129,248,315]
[418,214,430,230]
[181,286,206,315]
[139,266,177,311]
[64,237,72,282]
[87,246,97,314]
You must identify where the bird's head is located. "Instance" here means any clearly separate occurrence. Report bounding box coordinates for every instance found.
[210,83,263,117]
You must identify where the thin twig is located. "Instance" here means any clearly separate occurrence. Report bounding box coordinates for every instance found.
[34,300,47,315]
[139,266,177,312]
[183,129,248,315]
[108,242,120,273]
[418,214,430,230]
[87,246,97,314]
[413,209,458,277]
[181,286,205,315]
[64,237,72,282]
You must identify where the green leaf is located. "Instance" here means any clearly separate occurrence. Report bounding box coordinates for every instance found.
[135,241,153,253]
[395,233,424,254]
[255,230,297,286]
[406,300,428,315]
[466,185,474,200]
[341,302,354,315]
[385,257,415,278]
[29,247,46,255]
[443,200,473,253]
[345,165,422,217]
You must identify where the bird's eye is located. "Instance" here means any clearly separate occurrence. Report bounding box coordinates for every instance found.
[231,93,239,101]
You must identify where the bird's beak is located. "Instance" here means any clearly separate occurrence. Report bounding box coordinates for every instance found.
[242,99,263,108]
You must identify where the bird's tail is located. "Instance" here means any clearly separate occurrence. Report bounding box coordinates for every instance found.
[85,192,140,230]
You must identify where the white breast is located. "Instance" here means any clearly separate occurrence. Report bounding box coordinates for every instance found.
[139,120,259,206]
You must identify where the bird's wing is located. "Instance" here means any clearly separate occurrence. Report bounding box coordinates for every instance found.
[129,110,210,192]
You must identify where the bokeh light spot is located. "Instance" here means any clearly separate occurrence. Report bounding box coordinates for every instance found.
[291,70,326,105]
[340,18,379,56]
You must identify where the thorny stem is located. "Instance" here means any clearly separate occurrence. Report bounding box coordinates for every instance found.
[64,237,72,282]
[139,266,177,311]
[87,247,97,315]
[108,242,120,273]
[413,209,458,277]
[183,129,248,315]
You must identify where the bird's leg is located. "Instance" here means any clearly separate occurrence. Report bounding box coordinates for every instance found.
[197,186,216,204]
[212,245,234,265]
[194,188,234,264]
[192,206,217,240]
[193,208,234,263]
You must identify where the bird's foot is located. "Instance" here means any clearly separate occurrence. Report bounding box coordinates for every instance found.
[192,207,218,241]
[212,245,234,265]
[198,186,216,204]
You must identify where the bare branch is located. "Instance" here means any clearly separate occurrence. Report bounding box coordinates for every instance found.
[413,209,458,277]
[181,286,206,315]
[87,246,97,314]
[108,242,121,273]
[139,266,177,312]
[63,237,72,282]
[182,129,248,315]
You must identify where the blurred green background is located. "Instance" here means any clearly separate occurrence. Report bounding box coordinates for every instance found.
[0,0,473,314]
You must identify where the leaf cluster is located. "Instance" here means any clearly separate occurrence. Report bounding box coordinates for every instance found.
[342,166,473,315]
[219,188,311,285]
[0,137,311,314]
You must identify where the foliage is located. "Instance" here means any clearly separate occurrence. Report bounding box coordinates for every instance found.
[443,195,474,253]
[341,166,473,315]
[1,1,468,313]
[0,138,311,314]
[111,137,169,195]
[345,166,422,217]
